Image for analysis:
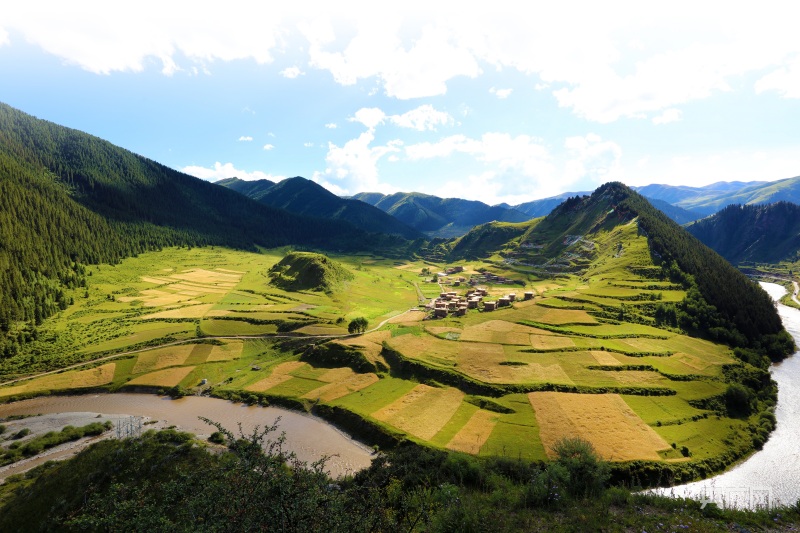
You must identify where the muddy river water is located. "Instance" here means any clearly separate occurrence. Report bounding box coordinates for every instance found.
[0,393,374,478]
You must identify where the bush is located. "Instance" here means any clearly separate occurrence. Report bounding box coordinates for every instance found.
[552,437,610,499]
[347,317,369,334]
[208,431,226,445]
[723,383,755,417]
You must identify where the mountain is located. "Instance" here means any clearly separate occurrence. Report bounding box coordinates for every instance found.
[450,182,793,357]
[218,177,423,240]
[633,178,800,216]
[352,191,530,238]
[0,102,403,342]
[633,181,763,210]
[645,198,704,225]
[512,191,590,218]
[686,202,800,264]
[513,192,702,225]
[216,177,275,198]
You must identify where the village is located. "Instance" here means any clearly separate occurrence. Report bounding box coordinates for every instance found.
[423,265,534,319]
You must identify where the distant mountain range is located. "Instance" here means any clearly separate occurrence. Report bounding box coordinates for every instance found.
[217,177,423,240]
[352,191,529,238]
[633,178,800,216]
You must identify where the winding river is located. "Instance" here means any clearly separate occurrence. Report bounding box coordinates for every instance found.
[0,393,374,479]
[655,282,800,508]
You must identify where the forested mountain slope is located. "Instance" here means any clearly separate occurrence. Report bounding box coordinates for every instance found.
[219,177,423,240]
[687,202,800,264]
[353,191,530,238]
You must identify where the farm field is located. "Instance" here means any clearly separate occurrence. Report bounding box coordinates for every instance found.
[0,239,766,472]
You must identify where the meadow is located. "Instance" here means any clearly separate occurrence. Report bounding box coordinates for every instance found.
[0,238,763,474]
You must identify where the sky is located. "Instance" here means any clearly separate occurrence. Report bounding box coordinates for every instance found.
[2,1,800,205]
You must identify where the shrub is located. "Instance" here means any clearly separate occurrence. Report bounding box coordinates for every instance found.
[208,431,226,445]
[552,437,610,499]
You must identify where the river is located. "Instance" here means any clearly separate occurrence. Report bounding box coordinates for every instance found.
[0,393,374,479]
[654,282,800,508]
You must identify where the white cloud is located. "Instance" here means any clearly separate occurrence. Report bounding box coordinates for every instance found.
[280,66,303,78]
[5,4,800,121]
[389,105,453,131]
[756,57,800,98]
[563,134,623,185]
[349,104,453,132]
[262,143,275,151]
[303,142,314,147]
[350,107,386,129]
[1,3,291,75]
[324,122,337,129]
[181,161,284,182]
[238,135,253,141]
[623,148,800,188]
[302,14,481,99]
[313,130,401,194]
[489,87,513,99]
[652,108,682,125]
[406,132,560,203]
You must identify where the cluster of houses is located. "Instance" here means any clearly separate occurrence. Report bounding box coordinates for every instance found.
[427,287,534,318]
[469,271,516,285]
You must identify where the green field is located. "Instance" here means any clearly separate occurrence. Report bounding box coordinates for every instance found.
[0,243,771,472]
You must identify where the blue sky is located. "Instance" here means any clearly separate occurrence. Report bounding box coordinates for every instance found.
[2,2,800,205]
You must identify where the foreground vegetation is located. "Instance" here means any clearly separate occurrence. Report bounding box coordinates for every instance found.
[1,426,798,531]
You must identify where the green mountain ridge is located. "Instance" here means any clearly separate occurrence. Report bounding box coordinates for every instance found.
[353,191,530,238]
[687,201,800,264]
[219,176,423,240]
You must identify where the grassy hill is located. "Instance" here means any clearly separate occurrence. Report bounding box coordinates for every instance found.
[687,202,800,264]
[268,251,354,292]
[220,177,423,240]
[353,191,530,238]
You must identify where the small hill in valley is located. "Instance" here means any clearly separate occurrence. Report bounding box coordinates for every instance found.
[687,202,800,264]
[268,252,354,292]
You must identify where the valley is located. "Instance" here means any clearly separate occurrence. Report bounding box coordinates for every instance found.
[0,218,765,476]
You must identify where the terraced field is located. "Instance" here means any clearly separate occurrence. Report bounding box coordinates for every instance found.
[0,238,756,467]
